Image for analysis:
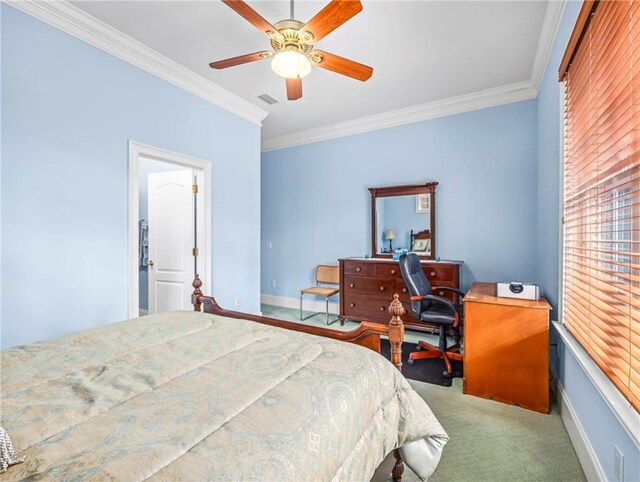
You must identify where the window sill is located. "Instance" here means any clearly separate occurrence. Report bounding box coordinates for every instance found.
[552,320,640,446]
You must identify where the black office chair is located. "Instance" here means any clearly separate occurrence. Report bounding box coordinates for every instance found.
[399,253,465,378]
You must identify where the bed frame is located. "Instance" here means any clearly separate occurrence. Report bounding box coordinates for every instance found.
[191,274,407,481]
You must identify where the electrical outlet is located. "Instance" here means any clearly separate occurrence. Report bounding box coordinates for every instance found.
[271,279,277,288]
[614,445,624,482]
[234,297,241,308]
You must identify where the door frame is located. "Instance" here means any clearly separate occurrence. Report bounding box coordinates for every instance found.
[127,140,212,318]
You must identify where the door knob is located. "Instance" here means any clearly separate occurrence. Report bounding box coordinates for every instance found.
[148,260,154,267]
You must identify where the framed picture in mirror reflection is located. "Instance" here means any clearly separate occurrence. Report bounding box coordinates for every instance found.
[416,194,430,213]
[412,238,431,254]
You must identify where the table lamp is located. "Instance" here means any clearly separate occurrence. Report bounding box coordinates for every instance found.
[385,229,396,252]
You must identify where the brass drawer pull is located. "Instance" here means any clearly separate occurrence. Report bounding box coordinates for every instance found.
[379,286,385,291]
[402,288,408,293]
[350,303,355,308]
[356,267,361,272]
[390,269,396,274]
[430,271,436,277]
[380,307,385,311]
[438,291,444,296]
[349,283,355,288]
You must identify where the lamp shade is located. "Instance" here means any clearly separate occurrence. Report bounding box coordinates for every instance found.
[271,51,311,79]
[385,229,396,240]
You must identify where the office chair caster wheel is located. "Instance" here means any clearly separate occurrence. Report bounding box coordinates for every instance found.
[442,371,453,379]
[407,359,415,365]
[415,346,422,351]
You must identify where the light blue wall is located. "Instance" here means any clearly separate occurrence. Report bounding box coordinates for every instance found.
[1,4,261,348]
[538,2,640,480]
[0,4,3,343]
[262,99,538,300]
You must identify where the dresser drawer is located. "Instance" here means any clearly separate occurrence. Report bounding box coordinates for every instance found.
[376,263,402,279]
[396,280,458,303]
[343,294,393,321]
[394,280,410,297]
[344,278,394,295]
[423,265,457,283]
[343,261,376,277]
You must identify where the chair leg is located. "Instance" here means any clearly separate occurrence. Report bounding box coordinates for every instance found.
[300,293,321,321]
[325,297,339,326]
[441,326,463,378]
[326,297,329,325]
[409,326,463,378]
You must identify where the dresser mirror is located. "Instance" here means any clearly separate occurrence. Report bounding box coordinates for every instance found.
[369,182,438,259]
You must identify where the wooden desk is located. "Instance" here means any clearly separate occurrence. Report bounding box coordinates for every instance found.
[463,282,551,413]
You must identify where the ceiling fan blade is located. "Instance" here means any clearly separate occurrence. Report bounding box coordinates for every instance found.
[209,51,272,69]
[311,50,372,81]
[299,0,362,44]
[221,0,283,41]
[286,78,303,101]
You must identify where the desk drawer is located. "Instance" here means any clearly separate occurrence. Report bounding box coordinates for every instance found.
[343,261,376,277]
[344,278,393,295]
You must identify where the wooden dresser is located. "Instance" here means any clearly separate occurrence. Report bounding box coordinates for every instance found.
[463,282,551,413]
[339,257,462,331]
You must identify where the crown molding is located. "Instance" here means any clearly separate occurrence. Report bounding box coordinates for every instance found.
[531,0,568,90]
[262,79,537,152]
[6,0,269,126]
[262,0,568,152]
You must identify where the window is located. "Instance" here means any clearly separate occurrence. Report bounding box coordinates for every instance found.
[560,0,639,412]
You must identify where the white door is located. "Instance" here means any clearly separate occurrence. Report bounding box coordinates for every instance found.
[147,169,195,314]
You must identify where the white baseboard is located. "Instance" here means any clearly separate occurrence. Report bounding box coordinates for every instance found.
[261,293,339,315]
[557,381,607,482]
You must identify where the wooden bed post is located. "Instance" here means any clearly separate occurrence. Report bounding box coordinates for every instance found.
[388,294,405,372]
[192,274,203,312]
[389,294,406,482]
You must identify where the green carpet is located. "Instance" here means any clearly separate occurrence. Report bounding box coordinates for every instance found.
[261,303,586,482]
[407,379,585,481]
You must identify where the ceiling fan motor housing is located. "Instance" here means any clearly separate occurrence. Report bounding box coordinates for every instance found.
[270,20,314,55]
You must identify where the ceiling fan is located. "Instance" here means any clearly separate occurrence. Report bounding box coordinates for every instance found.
[209,0,373,101]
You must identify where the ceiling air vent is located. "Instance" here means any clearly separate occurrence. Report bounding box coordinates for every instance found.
[257,94,279,105]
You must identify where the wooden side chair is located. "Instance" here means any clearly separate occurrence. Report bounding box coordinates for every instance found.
[300,265,340,325]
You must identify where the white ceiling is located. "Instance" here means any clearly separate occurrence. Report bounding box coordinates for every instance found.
[71,0,549,141]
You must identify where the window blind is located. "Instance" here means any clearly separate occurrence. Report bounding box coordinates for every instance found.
[562,0,640,412]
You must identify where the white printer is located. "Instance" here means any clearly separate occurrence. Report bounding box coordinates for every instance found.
[496,282,541,301]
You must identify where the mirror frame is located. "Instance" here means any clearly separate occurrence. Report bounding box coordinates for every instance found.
[369,182,438,260]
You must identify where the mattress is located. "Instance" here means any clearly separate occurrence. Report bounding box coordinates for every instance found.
[0,311,448,481]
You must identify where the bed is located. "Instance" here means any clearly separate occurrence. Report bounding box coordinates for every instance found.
[0,277,448,481]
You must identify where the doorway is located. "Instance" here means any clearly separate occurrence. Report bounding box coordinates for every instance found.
[128,141,211,319]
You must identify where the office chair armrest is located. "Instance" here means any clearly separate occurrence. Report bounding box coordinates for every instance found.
[409,294,461,328]
[432,286,466,299]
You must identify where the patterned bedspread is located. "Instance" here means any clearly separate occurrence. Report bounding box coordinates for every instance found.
[0,311,448,481]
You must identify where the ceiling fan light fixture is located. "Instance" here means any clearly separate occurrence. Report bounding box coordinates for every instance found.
[271,50,311,79]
